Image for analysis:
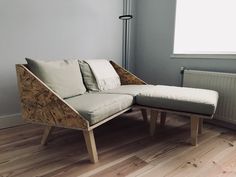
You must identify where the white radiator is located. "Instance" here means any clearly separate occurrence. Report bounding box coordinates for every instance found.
[183,69,236,125]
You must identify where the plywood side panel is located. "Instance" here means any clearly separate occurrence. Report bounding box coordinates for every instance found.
[110,61,146,85]
[16,64,89,130]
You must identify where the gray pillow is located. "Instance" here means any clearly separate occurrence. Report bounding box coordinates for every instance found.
[79,61,99,92]
[26,58,86,98]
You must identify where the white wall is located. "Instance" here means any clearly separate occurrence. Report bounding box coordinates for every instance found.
[0,0,123,117]
[134,0,236,86]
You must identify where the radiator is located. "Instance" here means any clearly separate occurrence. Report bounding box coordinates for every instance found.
[183,69,236,125]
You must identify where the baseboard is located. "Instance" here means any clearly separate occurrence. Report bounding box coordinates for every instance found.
[205,119,236,131]
[0,113,25,129]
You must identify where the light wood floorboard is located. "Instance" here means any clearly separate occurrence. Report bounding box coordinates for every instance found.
[0,110,235,177]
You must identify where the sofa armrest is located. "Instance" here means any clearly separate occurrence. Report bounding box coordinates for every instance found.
[110,61,146,85]
[16,64,89,130]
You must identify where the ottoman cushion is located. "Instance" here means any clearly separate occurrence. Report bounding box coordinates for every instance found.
[136,85,218,116]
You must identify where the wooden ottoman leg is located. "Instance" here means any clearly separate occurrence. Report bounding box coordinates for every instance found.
[41,126,54,146]
[141,109,148,122]
[198,118,203,134]
[150,110,158,136]
[160,112,167,127]
[83,130,98,163]
[191,116,200,146]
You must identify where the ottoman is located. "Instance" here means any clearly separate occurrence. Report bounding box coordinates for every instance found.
[136,85,219,145]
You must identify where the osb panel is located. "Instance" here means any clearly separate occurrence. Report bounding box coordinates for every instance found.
[16,65,89,130]
[110,61,146,85]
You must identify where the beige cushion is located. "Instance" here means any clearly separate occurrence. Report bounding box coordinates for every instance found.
[26,58,86,98]
[79,61,99,92]
[102,85,155,96]
[85,59,121,91]
[136,85,218,116]
[64,93,133,125]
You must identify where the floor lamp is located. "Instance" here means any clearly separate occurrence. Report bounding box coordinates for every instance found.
[119,14,133,70]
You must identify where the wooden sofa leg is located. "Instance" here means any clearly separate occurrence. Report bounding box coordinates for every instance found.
[191,116,200,146]
[83,130,98,163]
[150,110,158,136]
[160,112,166,127]
[198,118,203,134]
[141,109,148,122]
[41,126,54,146]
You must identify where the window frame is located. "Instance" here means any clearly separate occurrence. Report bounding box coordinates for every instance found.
[172,0,236,59]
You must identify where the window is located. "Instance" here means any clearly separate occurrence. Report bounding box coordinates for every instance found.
[173,0,236,58]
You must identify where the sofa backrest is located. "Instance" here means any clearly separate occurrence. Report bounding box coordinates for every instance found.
[80,59,121,91]
[24,58,146,99]
[26,58,86,99]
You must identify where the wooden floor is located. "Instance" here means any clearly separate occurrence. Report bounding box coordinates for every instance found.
[0,110,236,177]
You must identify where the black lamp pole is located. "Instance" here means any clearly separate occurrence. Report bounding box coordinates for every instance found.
[119,15,133,70]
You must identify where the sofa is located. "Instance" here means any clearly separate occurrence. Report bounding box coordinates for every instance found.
[16,59,219,163]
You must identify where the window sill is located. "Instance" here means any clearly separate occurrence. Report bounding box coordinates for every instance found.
[170,54,236,60]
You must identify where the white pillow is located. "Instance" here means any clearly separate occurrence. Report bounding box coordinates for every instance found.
[85,59,121,91]
[26,58,86,98]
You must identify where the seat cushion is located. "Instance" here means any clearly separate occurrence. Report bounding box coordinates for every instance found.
[102,85,155,96]
[136,85,218,116]
[64,93,133,125]
[26,58,86,98]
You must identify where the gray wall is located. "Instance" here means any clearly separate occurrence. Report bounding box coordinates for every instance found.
[134,0,236,85]
[0,0,123,116]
